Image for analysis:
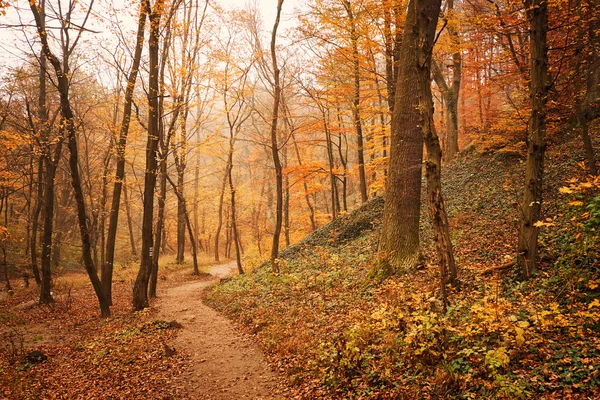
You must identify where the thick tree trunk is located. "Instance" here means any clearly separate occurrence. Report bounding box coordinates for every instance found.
[516,0,549,278]
[133,0,163,311]
[378,0,442,274]
[103,1,147,305]
[383,0,403,114]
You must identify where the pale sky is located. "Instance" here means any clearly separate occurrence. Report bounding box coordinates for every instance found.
[0,0,304,76]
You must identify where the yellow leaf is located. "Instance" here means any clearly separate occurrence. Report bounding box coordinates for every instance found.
[515,327,525,346]
[568,200,584,206]
[559,186,574,194]
[588,299,600,309]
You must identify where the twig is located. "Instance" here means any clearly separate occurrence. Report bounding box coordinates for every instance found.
[481,261,516,275]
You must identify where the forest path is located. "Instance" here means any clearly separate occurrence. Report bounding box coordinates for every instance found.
[157,261,284,399]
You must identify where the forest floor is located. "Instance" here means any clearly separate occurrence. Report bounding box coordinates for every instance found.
[156,260,286,399]
[0,258,287,399]
[206,134,600,399]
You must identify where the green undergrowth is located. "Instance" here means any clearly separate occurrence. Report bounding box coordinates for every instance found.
[206,141,600,399]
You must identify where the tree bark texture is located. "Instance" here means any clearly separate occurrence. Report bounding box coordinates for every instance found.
[133,0,164,310]
[418,35,458,298]
[227,140,244,275]
[379,0,441,273]
[30,0,111,317]
[342,0,368,203]
[431,0,461,160]
[103,1,147,305]
[516,0,549,279]
[269,0,285,273]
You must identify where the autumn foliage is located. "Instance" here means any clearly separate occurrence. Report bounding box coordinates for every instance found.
[0,0,599,398]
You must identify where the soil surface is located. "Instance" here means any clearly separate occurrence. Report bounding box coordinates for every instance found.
[157,261,285,399]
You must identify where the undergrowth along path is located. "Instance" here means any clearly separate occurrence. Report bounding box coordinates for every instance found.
[157,261,284,399]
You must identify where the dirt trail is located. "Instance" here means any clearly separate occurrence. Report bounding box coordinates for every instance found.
[157,261,284,399]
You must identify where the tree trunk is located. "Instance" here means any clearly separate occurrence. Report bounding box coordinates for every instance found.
[39,141,62,305]
[29,0,111,317]
[432,60,460,160]
[214,160,229,263]
[2,247,11,292]
[378,0,442,274]
[383,0,403,113]
[342,0,368,203]
[176,164,186,264]
[103,0,147,305]
[516,0,549,278]
[269,0,285,273]
[133,0,164,311]
[149,158,167,298]
[432,0,461,160]
[575,0,600,176]
[283,146,290,246]
[30,43,48,287]
[225,208,231,259]
[123,176,138,258]
[580,118,598,175]
[227,142,244,275]
[293,134,318,229]
[166,175,199,275]
[418,39,458,304]
[175,108,186,263]
[65,113,110,317]
[324,113,339,220]
[335,108,349,212]
[193,161,200,252]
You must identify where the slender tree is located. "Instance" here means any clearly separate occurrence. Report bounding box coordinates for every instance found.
[341,0,368,203]
[415,0,457,303]
[431,0,461,160]
[516,0,549,278]
[133,0,164,311]
[29,0,111,317]
[103,0,147,305]
[269,0,285,273]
